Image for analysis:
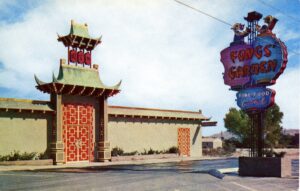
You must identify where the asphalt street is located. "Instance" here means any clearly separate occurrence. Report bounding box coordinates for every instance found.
[0,159,298,191]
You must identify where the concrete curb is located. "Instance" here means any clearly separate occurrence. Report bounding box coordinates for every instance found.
[0,156,237,172]
[0,159,53,166]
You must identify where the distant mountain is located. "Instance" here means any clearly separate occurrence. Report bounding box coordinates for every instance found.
[210,129,299,140]
[282,129,299,136]
[209,131,237,140]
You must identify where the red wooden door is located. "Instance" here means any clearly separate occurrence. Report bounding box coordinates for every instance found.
[63,103,94,162]
[178,128,190,156]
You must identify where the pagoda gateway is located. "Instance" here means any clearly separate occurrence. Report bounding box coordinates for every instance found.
[35,20,121,164]
[0,20,218,164]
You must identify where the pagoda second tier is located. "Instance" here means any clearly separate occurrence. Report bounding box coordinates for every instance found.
[34,59,121,97]
[57,20,101,50]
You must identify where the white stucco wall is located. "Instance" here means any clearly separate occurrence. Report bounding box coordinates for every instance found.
[0,112,52,155]
[108,117,202,157]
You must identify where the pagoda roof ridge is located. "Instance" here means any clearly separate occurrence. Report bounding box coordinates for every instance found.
[70,20,90,39]
[52,72,59,83]
[34,74,46,86]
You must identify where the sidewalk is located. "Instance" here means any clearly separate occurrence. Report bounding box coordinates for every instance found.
[0,156,235,172]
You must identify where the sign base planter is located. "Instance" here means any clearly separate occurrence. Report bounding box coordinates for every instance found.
[239,157,291,177]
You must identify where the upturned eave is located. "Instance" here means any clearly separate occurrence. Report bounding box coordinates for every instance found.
[57,35,101,51]
[201,121,217,127]
[36,82,120,98]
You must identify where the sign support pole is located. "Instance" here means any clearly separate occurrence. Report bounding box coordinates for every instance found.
[247,110,265,157]
[221,11,289,177]
[257,110,264,157]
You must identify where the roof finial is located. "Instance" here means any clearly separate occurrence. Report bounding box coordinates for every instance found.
[93,64,99,70]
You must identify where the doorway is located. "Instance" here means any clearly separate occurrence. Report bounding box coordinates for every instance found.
[178,128,190,156]
[62,103,94,162]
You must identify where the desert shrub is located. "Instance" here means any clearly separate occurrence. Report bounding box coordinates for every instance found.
[148,148,155,155]
[264,149,274,157]
[19,152,37,160]
[0,151,38,161]
[141,148,163,155]
[267,151,286,158]
[38,151,50,159]
[141,149,148,155]
[110,147,179,156]
[274,151,286,158]
[223,142,236,153]
[203,148,220,156]
[0,154,10,161]
[202,147,234,156]
[9,150,21,161]
[167,146,179,154]
[111,147,124,156]
[123,151,138,156]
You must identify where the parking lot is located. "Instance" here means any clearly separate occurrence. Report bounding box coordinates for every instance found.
[0,158,298,191]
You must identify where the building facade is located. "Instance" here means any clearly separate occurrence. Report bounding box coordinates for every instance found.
[0,21,216,164]
[202,137,223,149]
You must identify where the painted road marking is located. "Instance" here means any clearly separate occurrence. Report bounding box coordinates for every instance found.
[230,181,258,191]
[218,167,238,173]
[215,183,232,191]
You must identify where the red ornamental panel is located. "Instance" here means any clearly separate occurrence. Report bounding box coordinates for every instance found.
[85,52,91,65]
[69,50,77,63]
[63,103,94,162]
[178,128,190,156]
[68,50,92,65]
[77,51,85,64]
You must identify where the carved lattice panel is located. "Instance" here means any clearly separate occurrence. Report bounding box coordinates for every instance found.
[63,103,94,162]
[78,105,93,161]
[78,124,89,161]
[178,128,190,156]
[66,125,77,162]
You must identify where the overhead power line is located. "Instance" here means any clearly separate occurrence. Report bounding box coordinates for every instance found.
[173,0,300,56]
[256,0,300,23]
[173,0,231,26]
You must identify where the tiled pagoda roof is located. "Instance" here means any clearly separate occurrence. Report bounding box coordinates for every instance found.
[57,20,101,50]
[34,59,121,97]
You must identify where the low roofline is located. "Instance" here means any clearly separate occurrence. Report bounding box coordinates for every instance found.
[0,98,53,113]
[0,98,49,104]
[108,105,203,115]
[108,105,215,123]
[201,121,217,127]
[202,137,222,141]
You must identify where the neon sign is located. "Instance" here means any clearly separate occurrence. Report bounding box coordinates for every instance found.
[250,36,287,85]
[227,44,278,81]
[220,20,287,89]
[221,44,251,88]
[220,12,287,112]
[236,87,275,111]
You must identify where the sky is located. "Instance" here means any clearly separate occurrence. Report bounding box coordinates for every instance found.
[0,0,299,136]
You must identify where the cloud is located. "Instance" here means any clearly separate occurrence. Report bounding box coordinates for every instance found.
[274,23,300,42]
[274,67,300,129]
[0,0,299,136]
